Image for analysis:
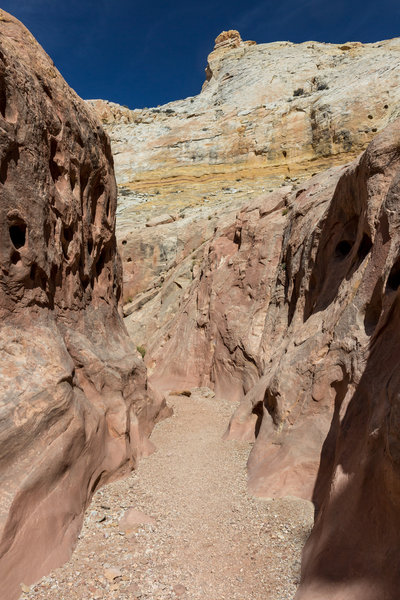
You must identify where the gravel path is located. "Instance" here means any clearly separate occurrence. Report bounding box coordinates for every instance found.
[23,388,313,600]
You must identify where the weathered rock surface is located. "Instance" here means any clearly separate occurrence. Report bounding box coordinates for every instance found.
[143,115,399,498]
[88,30,400,337]
[0,10,168,599]
[89,30,400,198]
[142,116,400,597]
[295,120,400,599]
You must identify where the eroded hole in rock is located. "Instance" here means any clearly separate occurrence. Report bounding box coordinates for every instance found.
[63,225,73,242]
[9,221,27,249]
[48,264,62,299]
[386,258,400,292]
[91,180,105,223]
[0,80,6,118]
[87,238,93,255]
[62,224,74,258]
[29,263,36,282]
[43,220,51,244]
[82,274,90,290]
[233,228,241,247]
[263,389,280,426]
[95,247,108,278]
[11,251,20,264]
[335,239,353,258]
[29,263,47,291]
[70,167,77,191]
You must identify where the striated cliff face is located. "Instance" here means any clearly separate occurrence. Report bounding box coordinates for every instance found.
[89,29,400,196]
[88,30,400,318]
[142,115,400,597]
[0,10,168,599]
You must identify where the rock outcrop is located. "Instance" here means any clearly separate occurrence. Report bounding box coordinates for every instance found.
[142,113,400,597]
[0,10,168,599]
[295,121,400,599]
[88,31,400,340]
[89,30,400,197]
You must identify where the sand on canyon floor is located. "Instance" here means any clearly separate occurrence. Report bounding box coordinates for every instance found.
[22,390,313,600]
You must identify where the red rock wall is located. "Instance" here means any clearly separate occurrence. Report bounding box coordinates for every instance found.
[296,121,400,599]
[149,115,400,596]
[0,11,168,599]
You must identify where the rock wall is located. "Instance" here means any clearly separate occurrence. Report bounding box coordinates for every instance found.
[88,30,400,336]
[144,114,400,597]
[0,11,168,599]
[89,30,400,196]
[145,115,400,499]
[296,121,400,599]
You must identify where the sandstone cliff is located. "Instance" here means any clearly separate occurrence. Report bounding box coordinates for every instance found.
[89,29,400,197]
[88,29,400,324]
[142,113,400,597]
[0,10,168,599]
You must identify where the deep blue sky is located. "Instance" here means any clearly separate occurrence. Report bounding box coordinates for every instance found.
[2,0,400,109]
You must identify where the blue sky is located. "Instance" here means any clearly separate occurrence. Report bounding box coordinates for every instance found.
[2,0,400,109]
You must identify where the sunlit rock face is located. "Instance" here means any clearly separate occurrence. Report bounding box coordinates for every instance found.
[145,116,400,525]
[89,30,400,194]
[0,10,168,599]
[87,30,400,339]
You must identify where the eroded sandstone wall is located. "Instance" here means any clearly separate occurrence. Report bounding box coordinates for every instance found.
[0,11,168,599]
[295,121,400,599]
[145,116,400,503]
[145,114,400,597]
[89,30,400,195]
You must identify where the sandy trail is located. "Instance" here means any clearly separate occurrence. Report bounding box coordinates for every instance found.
[24,389,313,600]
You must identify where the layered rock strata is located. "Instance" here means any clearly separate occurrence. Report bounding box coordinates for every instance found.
[89,31,400,327]
[89,30,400,199]
[144,115,400,524]
[0,11,168,599]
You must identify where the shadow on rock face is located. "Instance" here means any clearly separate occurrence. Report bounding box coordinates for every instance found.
[296,137,400,599]
[0,10,169,599]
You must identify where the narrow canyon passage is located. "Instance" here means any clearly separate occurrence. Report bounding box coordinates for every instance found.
[24,390,313,600]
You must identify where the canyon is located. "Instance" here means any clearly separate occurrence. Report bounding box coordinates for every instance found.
[2,10,400,600]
